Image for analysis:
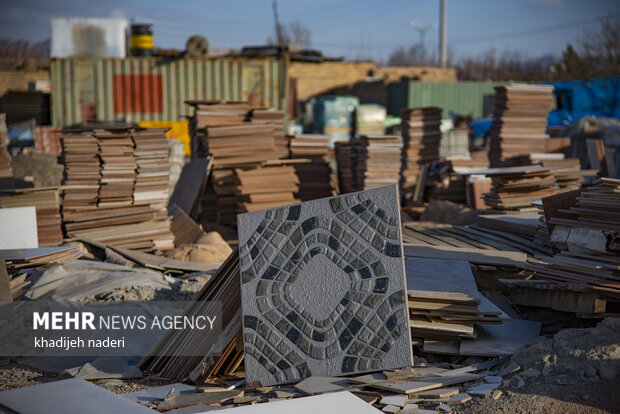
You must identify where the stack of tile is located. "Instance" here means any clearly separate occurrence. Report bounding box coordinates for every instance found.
[96,129,136,207]
[187,100,249,157]
[289,134,334,201]
[401,107,442,195]
[60,132,100,209]
[250,108,287,158]
[480,166,559,213]
[235,164,299,212]
[132,128,170,210]
[203,124,278,168]
[406,257,509,355]
[138,250,242,383]
[0,188,63,246]
[525,178,620,297]
[488,84,555,167]
[60,129,174,252]
[0,113,10,177]
[335,140,364,194]
[360,135,403,190]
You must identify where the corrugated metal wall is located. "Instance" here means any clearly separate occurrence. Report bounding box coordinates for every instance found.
[390,81,509,118]
[51,57,286,126]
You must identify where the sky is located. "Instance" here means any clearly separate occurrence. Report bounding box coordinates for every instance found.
[0,0,618,62]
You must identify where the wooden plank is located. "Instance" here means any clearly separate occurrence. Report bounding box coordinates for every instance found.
[403,244,526,267]
[0,259,11,301]
[367,373,482,394]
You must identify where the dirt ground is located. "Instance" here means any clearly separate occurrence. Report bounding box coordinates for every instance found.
[2,360,618,413]
[455,381,620,414]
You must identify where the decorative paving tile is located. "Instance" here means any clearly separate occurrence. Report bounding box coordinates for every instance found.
[237,185,412,385]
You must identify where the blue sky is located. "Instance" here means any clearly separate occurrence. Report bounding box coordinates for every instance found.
[1,0,618,62]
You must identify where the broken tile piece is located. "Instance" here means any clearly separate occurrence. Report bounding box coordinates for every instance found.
[438,404,451,412]
[467,383,498,396]
[238,186,411,386]
[492,390,502,400]
[414,387,459,399]
[447,393,471,405]
[484,376,502,383]
[380,395,407,407]
[294,376,351,396]
[498,362,520,376]
[382,405,401,413]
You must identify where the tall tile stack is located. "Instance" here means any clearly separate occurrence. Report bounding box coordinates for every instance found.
[132,128,170,210]
[401,107,442,196]
[335,140,364,194]
[96,130,136,207]
[0,187,63,246]
[0,113,10,177]
[250,108,287,158]
[359,135,403,190]
[60,128,174,252]
[187,101,290,224]
[289,134,334,201]
[488,84,555,167]
[60,132,100,210]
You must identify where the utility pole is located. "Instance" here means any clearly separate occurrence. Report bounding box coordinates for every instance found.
[408,22,436,63]
[439,0,447,68]
[272,0,283,48]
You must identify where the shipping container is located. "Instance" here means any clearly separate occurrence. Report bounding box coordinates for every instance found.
[389,81,509,118]
[50,57,287,126]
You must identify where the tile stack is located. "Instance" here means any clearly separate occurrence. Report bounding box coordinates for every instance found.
[0,113,10,177]
[401,107,442,196]
[187,101,291,224]
[250,108,287,158]
[234,164,300,213]
[478,166,559,214]
[132,128,170,210]
[406,257,510,355]
[359,135,403,190]
[525,178,620,296]
[60,129,174,252]
[60,132,101,210]
[288,134,334,201]
[334,140,364,194]
[211,164,300,224]
[0,187,63,246]
[488,84,555,167]
[96,129,136,207]
[187,100,249,158]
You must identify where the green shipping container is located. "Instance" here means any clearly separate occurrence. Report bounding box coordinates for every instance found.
[389,81,509,119]
[50,56,287,126]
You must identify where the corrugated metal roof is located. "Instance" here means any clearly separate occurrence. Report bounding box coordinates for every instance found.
[51,57,287,126]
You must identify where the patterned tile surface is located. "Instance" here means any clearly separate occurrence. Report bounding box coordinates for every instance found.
[238,185,412,385]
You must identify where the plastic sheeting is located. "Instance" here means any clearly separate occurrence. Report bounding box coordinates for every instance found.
[25,260,174,301]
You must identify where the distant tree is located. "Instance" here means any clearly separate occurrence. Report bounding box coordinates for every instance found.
[577,16,620,77]
[562,44,588,78]
[267,20,312,50]
[386,44,434,66]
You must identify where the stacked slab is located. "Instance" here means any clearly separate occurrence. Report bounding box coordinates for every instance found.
[401,107,442,196]
[360,135,403,190]
[289,134,334,201]
[488,84,554,167]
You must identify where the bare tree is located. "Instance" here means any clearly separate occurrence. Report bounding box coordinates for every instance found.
[577,16,620,77]
[267,20,311,50]
[387,45,434,66]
